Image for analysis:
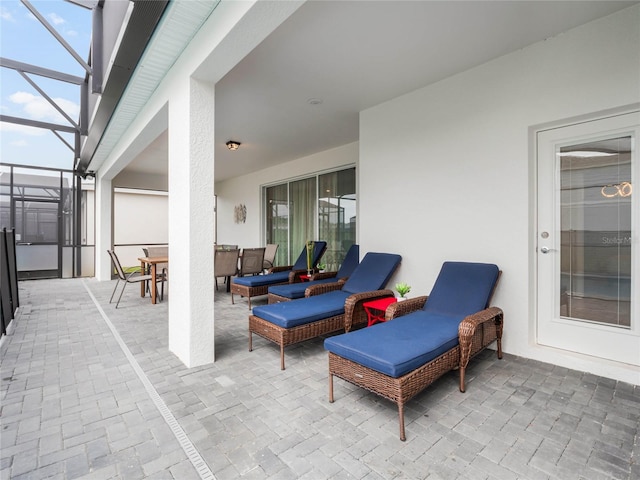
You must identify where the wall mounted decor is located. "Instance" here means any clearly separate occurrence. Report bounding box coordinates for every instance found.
[234,204,247,224]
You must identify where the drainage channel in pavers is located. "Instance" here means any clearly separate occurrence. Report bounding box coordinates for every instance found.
[83,280,215,480]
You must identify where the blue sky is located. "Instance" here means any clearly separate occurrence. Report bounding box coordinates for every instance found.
[1,0,92,170]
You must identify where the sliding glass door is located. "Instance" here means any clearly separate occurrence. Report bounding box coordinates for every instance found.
[265,184,289,266]
[265,167,356,268]
[289,177,317,264]
[318,168,356,271]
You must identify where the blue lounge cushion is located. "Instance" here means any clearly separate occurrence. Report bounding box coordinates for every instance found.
[324,311,462,378]
[324,261,500,378]
[253,250,401,329]
[234,270,291,287]
[253,291,350,328]
[341,252,402,294]
[233,241,327,288]
[268,244,360,300]
[423,262,499,317]
[267,276,340,300]
[335,244,360,278]
[292,241,328,270]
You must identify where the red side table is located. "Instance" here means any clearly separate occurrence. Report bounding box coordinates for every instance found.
[363,297,397,327]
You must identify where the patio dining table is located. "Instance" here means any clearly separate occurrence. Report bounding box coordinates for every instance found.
[138,255,168,304]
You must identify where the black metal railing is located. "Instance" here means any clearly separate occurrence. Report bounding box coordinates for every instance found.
[1,228,20,336]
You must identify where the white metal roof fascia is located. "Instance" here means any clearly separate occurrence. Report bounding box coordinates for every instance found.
[87,0,220,174]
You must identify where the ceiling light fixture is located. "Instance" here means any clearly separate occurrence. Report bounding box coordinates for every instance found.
[226,141,241,151]
[307,98,323,105]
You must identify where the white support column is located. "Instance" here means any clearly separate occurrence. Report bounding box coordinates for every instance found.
[167,77,215,367]
[94,173,113,281]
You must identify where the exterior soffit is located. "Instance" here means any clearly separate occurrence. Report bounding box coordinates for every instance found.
[80,0,219,176]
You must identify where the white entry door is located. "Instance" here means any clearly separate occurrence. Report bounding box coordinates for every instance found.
[537,111,640,366]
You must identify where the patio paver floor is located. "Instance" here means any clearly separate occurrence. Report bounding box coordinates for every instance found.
[1,278,638,479]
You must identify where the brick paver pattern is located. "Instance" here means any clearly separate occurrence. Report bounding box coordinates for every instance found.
[1,278,638,479]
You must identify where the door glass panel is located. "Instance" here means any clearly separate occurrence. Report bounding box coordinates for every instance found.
[559,136,632,327]
[14,199,59,277]
[61,171,75,247]
[289,177,316,262]
[265,168,357,266]
[319,168,356,270]
[17,200,59,243]
[266,184,289,266]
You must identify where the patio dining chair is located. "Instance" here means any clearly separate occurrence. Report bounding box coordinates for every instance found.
[143,246,168,300]
[238,247,266,277]
[231,241,327,309]
[215,248,240,291]
[108,250,165,308]
[262,244,278,272]
[216,244,238,250]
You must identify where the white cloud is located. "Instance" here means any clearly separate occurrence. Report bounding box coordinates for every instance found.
[0,122,47,136]
[9,91,80,124]
[48,12,65,25]
[1,7,16,22]
[10,139,29,147]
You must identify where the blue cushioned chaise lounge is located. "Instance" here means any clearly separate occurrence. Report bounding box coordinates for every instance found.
[249,252,402,370]
[268,244,360,303]
[231,241,327,308]
[324,261,503,441]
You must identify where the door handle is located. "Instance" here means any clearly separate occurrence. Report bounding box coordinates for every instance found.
[540,246,552,254]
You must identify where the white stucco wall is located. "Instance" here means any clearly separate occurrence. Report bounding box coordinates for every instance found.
[113,189,169,268]
[93,0,304,367]
[95,1,639,377]
[359,5,639,382]
[215,141,358,249]
[212,5,639,382]
[211,5,640,382]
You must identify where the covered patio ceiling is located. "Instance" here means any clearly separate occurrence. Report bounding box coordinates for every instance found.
[118,1,636,183]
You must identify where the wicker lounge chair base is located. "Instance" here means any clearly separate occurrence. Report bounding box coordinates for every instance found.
[267,292,292,304]
[267,277,349,304]
[250,286,396,369]
[249,313,349,370]
[250,252,402,370]
[232,283,286,309]
[267,246,360,304]
[231,241,328,309]
[328,306,503,441]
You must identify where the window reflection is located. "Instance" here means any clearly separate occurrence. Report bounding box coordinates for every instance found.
[264,167,356,268]
[559,136,631,327]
